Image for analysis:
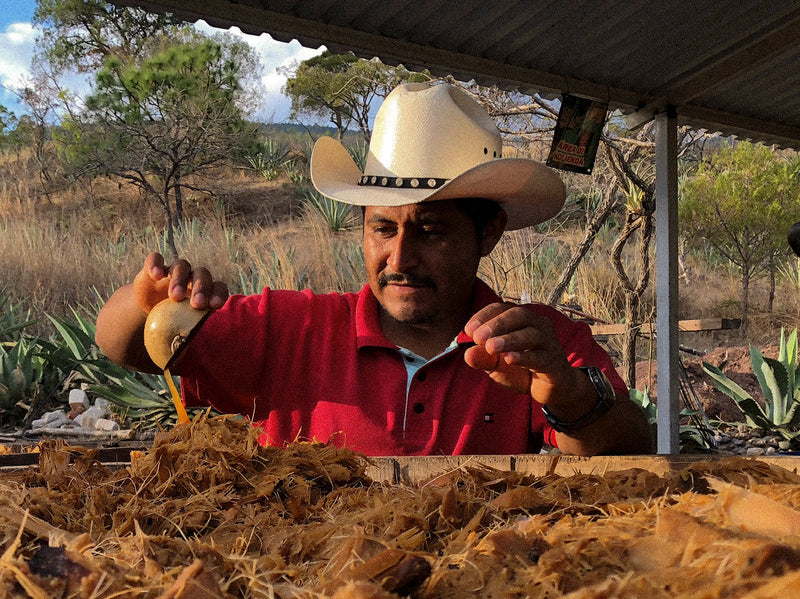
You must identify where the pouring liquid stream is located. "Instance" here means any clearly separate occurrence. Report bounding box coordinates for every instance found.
[164,368,191,424]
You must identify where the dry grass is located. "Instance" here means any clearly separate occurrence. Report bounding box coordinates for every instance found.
[2,158,798,357]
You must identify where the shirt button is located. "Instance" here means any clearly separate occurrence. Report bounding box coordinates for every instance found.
[413,402,425,413]
[417,371,427,382]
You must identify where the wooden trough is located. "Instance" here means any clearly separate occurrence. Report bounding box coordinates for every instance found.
[5,417,800,598]
[4,445,800,483]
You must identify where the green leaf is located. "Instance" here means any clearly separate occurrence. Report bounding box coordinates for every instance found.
[0,382,10,409]
[90,384,167,409]
[783,398,800,429]
[786,328,799,393]
[750,347,773,405]
[703,361,771,429]
[760,356,789,421]
[47,314,94,360]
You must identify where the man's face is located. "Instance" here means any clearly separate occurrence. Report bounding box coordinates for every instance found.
[363,200,500,329]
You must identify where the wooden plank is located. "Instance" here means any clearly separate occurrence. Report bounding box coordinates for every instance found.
[517,454,800,477]
[590,318,740,336]
[5,450,797,486]
[367,455,513,485]
[364,454,800,485]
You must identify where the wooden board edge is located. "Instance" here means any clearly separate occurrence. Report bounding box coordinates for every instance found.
[365,454,800,484]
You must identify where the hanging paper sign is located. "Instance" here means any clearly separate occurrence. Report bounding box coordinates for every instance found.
[546,94,608,174]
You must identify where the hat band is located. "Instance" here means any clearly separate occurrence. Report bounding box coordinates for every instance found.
[358,175,449,190]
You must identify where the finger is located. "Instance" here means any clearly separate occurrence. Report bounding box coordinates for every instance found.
[501,347,570,375]
[485,325,564,360]
[463,344,500,372]
[470,306,549,351]
[143,252,168,280]
[464,346,532,393]
[167,259,192,301]
[134,253,170,312]
[188,267,214,309]
[464,302,515,341]
[208,281,229,309]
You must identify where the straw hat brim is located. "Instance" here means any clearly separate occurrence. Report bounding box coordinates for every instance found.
[311,136,566,230]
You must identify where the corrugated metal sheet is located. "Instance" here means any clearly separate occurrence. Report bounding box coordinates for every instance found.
[117,0,800,145]
[117,0,800,147]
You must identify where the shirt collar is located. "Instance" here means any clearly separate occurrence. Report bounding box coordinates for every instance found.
[355,279,502,349]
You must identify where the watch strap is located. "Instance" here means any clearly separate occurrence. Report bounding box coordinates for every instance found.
[541,366,616,434]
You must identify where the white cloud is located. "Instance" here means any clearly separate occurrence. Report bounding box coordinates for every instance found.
[0,17,325,122]
[5,22,33,45]
[195,20,325,122]
[0,22,35,104]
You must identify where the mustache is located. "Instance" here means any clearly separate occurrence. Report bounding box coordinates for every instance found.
[379,273,437,289]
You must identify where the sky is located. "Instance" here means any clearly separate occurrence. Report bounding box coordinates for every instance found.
[0,0,325,123]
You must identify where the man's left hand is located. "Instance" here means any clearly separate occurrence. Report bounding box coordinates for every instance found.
[463,302,579,404]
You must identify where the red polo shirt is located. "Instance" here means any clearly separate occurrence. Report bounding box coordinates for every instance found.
[179,280,626,456]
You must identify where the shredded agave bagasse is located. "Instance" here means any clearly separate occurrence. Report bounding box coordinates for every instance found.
[3,416,800,598]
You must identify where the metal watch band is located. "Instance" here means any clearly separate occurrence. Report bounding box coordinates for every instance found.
[541,366,616,434]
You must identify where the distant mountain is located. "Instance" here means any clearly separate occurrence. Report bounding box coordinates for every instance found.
[256,122,344,137]
[251,122,363,146]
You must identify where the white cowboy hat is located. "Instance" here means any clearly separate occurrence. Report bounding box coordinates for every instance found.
[310,82,566,230]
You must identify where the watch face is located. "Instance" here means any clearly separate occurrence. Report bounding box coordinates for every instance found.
[582,366,614,401]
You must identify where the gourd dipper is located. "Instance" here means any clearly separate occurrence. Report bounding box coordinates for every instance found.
[142,297,209,424]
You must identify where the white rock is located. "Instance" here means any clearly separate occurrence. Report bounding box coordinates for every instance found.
[42,410,60,423]
[94,398,110,411]
[83,405,109,421]
[68,388,89,409]
[77,406,106,430]
[43,411,69,426]
[94,418,119,432]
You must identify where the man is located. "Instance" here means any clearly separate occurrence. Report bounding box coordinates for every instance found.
[96,82,653,456]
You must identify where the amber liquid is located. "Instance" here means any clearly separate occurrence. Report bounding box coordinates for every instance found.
[164,368,191,424]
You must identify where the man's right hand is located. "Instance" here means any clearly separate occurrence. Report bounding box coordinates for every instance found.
[96,252,229,373]
[134,252,229,313]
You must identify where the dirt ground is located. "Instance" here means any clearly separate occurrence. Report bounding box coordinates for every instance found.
[632,344,777,424]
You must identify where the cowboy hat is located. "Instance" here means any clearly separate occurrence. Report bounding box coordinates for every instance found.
[310,82,566,230]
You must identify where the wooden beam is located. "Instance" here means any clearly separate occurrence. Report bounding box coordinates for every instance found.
[590,317,740,337]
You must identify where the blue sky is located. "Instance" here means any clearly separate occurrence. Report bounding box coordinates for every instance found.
[0,0,324,122]
[2,0,34,23]
[0,0,36,112]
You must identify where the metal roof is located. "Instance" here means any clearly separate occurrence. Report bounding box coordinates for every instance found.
[118,0,800,148]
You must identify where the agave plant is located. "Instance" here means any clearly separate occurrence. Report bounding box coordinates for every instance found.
[42,309,210,429]
[86,370,194,429]
[300,186,357,232]
[347,140,368,171]
[702,328,800,439]
[0,287,34,343]
[0,338,47,422]
[247,137,291,181]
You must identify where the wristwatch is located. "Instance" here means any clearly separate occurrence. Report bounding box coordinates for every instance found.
[541,366,616,434]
